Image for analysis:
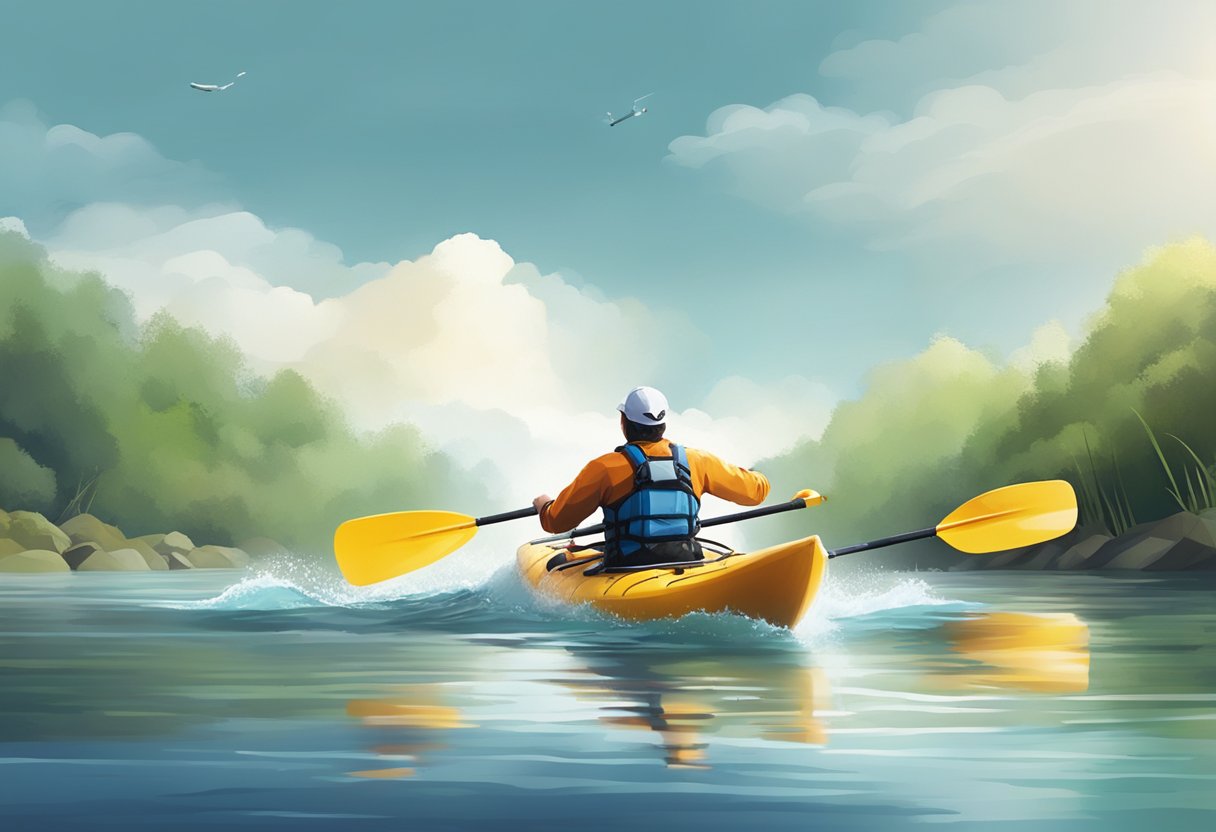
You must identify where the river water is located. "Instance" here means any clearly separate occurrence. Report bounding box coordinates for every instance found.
[1,563,1214,831]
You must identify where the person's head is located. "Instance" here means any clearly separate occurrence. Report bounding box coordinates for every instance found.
[617,386,668,443]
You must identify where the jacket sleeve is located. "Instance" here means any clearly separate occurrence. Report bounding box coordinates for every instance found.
[694,449,770,506]
[539,459,611,533]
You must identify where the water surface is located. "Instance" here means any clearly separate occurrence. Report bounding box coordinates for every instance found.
[1,565,1214,831]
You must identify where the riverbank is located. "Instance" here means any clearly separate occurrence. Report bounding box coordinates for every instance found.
[0,508,270,573]
[953,508,1216,571]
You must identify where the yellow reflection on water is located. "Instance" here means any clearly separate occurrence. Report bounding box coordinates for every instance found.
[344,684,472,778]
[940,612,1090,693]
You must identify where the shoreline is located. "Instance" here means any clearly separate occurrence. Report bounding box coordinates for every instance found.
[0,508,276,574]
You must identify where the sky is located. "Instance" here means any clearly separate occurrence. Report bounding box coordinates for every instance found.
[2,0,1215,507]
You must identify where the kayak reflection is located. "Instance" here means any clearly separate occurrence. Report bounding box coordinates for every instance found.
[344,684,473,779]
[937,611,1091,693]
[559,643,833,769]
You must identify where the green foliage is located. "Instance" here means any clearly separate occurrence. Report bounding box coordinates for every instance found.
[0,437,57,512]
[0,231,482,553]
[755,237,1216,568]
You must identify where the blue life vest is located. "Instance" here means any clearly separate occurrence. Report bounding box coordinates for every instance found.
[603,443,701,560]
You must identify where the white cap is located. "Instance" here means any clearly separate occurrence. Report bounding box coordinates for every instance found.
[618,386,669,426]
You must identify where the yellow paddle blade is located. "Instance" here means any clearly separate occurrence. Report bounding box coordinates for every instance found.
[937,480,1078,554]
[334,510,477,586]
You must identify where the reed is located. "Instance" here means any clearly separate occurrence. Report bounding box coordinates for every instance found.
[1070,428,1135,536]
[1133,409,1216,513]
[56,470,101,524]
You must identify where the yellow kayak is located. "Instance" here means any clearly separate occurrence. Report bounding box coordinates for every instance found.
[515,535,828,628]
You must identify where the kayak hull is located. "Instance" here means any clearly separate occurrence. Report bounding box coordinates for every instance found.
[515,535,827,628]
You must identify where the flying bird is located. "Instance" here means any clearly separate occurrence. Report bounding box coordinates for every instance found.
[190,71,246,93]
[606,93,654,127]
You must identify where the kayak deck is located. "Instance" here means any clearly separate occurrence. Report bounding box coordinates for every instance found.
[516,535,827,628]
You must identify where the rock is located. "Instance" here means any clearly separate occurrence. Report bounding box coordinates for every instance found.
[59,513,128,551]
[1089,512,1216,571]
[135,531,195,558]
[238,537,288,558]
[1,511,71,553]
[0,550,70,573]
[1055,534,1113,570]
[77,548,151,572]
[62,541,104,570]
[165,552,194,570]
[1098,535,1175,570]
[1141,513,1216,570]
[186,545,249,569]
[0,538,25,558]
[1008,535,1075,570]
[123,538,169,571]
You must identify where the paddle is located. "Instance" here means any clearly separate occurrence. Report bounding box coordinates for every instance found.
[828,479,1077,558]
[335,480,1075,585]
[334,490,826,586]
[334,506,538,586]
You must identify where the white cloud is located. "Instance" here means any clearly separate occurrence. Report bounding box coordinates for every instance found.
[670,1,1216,274]
[0,100,224,232]
[0,216,29,238]
[820,1,1216,111]
[669,75,1216,268]
[44,204,358,366]
[293,233,836,506]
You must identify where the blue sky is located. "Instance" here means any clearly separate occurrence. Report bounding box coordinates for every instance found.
[2,0,1215,492]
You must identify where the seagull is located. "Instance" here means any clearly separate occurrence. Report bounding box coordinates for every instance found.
[606,93,655,127]
[190,71,246,93]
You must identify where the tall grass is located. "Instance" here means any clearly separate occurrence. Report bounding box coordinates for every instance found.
[1133,409,1216,513]
[56,470,101,524]
[1070,428,1135,536]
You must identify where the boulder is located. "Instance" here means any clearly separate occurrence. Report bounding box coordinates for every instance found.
[78,548,151,572]
[135,531,195,558]
[1140,513,1216,570]
[62,541,104,570]
[1090,512,1216,571]
[1099,535,1175,570]
[186,545,249,569]
[0,550,70,573]
[0,538,25,558]
[1,511,71,553]
[59,513,128,551]
[165,552,194,570]
[1007,534,1076,570]
[123,538,169,571]
[1054,534,1113,570]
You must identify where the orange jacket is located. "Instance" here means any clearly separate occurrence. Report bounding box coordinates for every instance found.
[539,438,770,534]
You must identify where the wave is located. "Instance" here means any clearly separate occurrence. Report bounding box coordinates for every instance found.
[164,553,972,642]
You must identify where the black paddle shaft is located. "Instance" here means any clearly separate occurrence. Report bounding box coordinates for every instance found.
[528,496,812,544]
[829,526,937,558]
[700,497,812,529]
[476,506,540,526]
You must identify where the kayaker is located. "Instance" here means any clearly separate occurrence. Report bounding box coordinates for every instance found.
[532,386,770,567]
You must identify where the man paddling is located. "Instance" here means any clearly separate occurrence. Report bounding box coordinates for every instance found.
[532,386,770,567]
